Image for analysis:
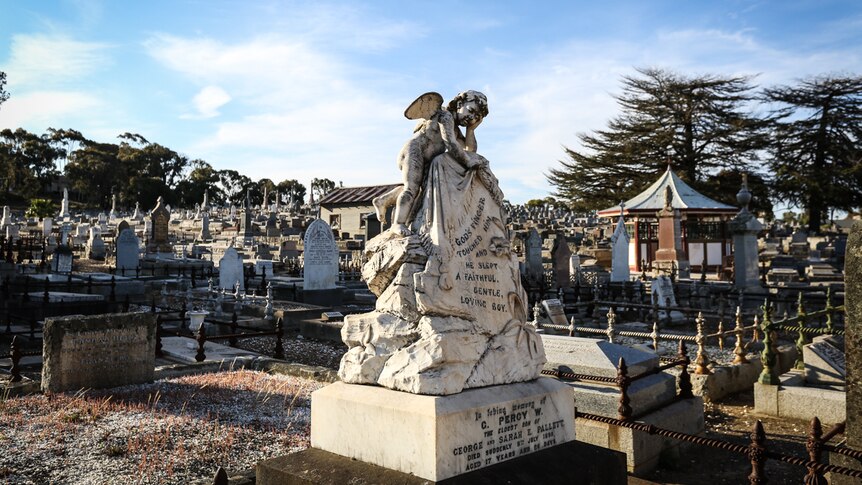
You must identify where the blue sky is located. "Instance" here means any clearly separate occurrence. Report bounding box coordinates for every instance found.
[1,0,861,204]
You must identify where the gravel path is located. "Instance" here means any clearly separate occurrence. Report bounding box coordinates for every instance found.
[0,370,324,484]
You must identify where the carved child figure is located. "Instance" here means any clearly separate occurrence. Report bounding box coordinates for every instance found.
[373,90,489,235]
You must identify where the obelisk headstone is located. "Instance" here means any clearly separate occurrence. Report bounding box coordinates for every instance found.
[610,203,631,282]
[654,186,690,278]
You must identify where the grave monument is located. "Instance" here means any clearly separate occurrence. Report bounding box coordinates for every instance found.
[729,174,764,293]
[302,218,341,305]
[654,186,690,278]
[147,196,171,254]
[610,202,630,282]
[833,221,862,483]
[259,91,605,484]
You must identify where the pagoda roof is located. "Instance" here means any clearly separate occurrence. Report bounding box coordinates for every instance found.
[597,167,736,217]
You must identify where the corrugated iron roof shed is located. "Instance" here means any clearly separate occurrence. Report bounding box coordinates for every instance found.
[598,166,736,217]
[318,183,401,206]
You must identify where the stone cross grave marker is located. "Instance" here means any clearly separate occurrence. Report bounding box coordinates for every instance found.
[303,219,338,290]
[41,312,156,392]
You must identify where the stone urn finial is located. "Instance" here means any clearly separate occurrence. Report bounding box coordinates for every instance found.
[736,173,752,211]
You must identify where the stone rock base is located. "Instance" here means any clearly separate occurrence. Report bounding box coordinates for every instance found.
[302,288,344,306]
[576,397,705,476]
[310,379,575,482]
[257,440,626,485]
[753,371,846,425]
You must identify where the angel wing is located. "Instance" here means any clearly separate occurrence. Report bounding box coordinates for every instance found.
[404,92,443,120]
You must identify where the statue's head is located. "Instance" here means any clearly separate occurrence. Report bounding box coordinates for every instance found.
[448,90,489,127]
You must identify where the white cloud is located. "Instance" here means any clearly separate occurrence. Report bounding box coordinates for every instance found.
[188,86,231,119]
[1,34,111,88]
[0,90,102,130]
[144,32,407,186]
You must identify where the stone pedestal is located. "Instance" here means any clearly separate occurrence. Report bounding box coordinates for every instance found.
[257,439,626,485]
[730,214,763,293]
[310,379,575,482]
[654,203,689,279]
[833,221,862,484]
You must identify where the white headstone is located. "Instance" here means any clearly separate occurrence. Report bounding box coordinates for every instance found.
[198,212,212,241]
[5,225,18,241]
[303,219,338,290]
[0,206,10,227]
[116,228,140,271]
[569,254,581,281]
[87,227,107,260]
[651,275,683,321]
[254,260,274,278]
[542,299,568,326]
[59,188,70,219]
[610,207,630,282]
[219,247,245,291]
[42,217,52,237]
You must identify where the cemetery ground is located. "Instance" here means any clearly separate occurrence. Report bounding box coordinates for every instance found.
[0,329,824,484]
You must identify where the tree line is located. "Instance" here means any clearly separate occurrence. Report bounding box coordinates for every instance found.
[547,69,862,233]
[0,72,344,212]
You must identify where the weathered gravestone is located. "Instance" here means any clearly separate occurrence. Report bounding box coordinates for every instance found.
[609,206,630,282]
[651,275,683,322]
[219,246,245,291]
[52,244,73,273]
[542,298,568,326]
[803,335,845,387]
[148,196,171,253]
[552,236,572,288]
[303,219,339,290]
[116,228,140,271]
[41,312,156,392]
[116,219,130,237]
[87,227,106,260]
[524,228,543,284]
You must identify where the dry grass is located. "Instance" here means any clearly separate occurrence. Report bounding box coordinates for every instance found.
[0,370,323,484]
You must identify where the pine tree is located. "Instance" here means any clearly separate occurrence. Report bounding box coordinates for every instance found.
[547,68,767,211]
[763,76,862,233]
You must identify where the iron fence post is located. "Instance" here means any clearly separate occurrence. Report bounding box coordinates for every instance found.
[677,340,693,398]
[804,417,827,485]
[733,306,748,364]
[155,316,163,358]
[747,421,767,485]
[694,312,711,375]
[616,357,632,420]
[10,336,21,383]
[195,322,206,362]
[212,467,228,485]
[795,293,807,370]
[229,312,238,347]
[274,317,284,360]
[758,301,779,385]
